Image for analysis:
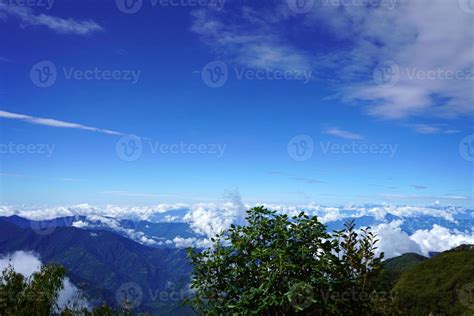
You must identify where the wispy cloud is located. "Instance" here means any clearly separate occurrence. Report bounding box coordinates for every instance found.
[290,177,323,184]
[0,110,125,136]
[411,185,428,190]
[268,171,323,185]
[324,127,364,140]
[1,173,85,182]
[410,124,441,135]
[0,173,25,177]
[0,4,103,35]
[190,7,312,71]
[408,123,462,135]
[318,0,474,120]
[0,56,13,63]
[101,191,187,199]
[192,1,473,120]
[60,178,83,182]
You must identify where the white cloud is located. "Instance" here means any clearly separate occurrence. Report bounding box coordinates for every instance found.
[183,205,237,238]
[191,1,473,120]
[71,214,160,246]
[2,203,473,254]
[371,220,422,258]
[313,0,473,119]
[0,56,12,63]
[1,203,467,226]
[407,124,461,135]
[410,124,442,135]
[0,4,103,35]
[0,251,41,277]
[183,189,247,238]
[368,220,474,258]
[410,225,474,257]
[171,236,211,248]
[0,110,125,136]
[323,127,364,140]
[0,251,89,310]
[191,6,312,72]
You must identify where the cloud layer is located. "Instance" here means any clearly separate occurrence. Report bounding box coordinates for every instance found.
[1,202,473,257]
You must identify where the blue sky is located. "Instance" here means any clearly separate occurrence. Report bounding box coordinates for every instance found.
[0,0,473,207]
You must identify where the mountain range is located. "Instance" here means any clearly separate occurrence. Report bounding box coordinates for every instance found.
[1,214,474,314]
[0,217,193,314]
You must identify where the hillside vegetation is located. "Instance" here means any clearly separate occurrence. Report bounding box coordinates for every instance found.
[392,245,474,316]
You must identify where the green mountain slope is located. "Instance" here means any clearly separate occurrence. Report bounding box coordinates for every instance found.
[392,245,474,316]
[378,252,428,290]
[0,219,193,314]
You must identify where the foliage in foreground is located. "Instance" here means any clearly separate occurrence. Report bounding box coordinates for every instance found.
[0,263,66,316]
[0,263,132,316]
[188,206,396,315]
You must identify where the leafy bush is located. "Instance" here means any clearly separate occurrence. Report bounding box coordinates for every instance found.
[187,206,394,315]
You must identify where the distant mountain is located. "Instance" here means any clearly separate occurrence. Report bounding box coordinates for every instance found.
[0,219,193,314]
[0,215,202,248]
[0,214,77,229]
[378,253,428,290]
[391,244,474,315]
[324,213,473,235]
